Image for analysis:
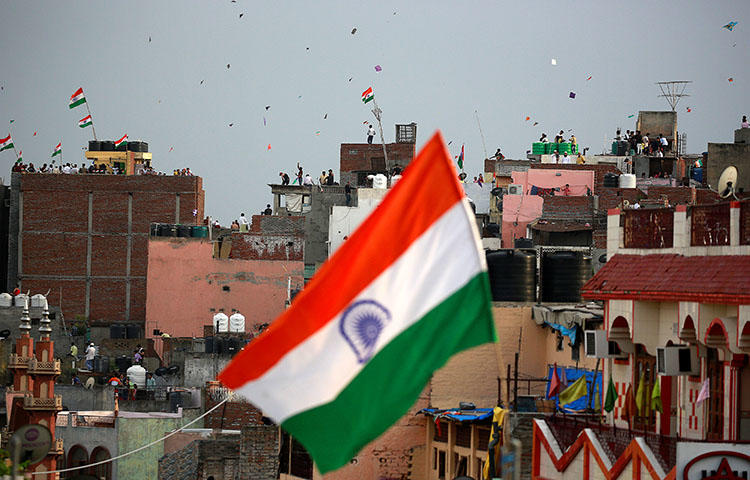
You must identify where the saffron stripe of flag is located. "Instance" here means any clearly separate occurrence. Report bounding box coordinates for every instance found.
[219,131,494,473]
[69,87,86,109]
[361,86,374,104]
[51,143,62,157]
[114,134,127,148]
[0,134,13,152]
[78,115,93,128]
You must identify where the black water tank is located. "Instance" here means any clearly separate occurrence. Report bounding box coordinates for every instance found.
[115,141,127,152]
[486,249,536,302]
[126,324,140,339]
[127,141,143,152]
[226,338,240,354]
[514,238,533,248]
[205,336,214,353]
[541,251,592,303]
[155,366,169,377]
[158,224,176,237]
[176,225,191,237]
[603,173,619,188]
[100,140,115,151]
[110,324,126,339]
[617,140,629,156]
[88,140,101,151]
[98,356,109,373]
[115,356,132,373]
[169,392,182,412]
[214,337,224,355]
[93,355,103,373]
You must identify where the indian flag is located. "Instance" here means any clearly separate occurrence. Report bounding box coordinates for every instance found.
[0,134,13,152]
[78,115,93,128]
[114,134,127,148]
[361,86,374,104]
[51,143,62,157]
[218,132,494,473]
[16,151,22,163]
[69,87,86,109]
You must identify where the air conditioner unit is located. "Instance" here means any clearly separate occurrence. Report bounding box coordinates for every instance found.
[507,184,523,195]
[656,345,699,376]
[584,330,625,358]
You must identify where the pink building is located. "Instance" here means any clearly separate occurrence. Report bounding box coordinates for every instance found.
[145,219,303,355]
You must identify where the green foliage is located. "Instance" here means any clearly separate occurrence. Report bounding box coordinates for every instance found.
[0,448,30,475]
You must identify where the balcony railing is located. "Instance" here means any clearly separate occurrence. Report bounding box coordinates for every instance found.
[23,394,62,411]
[27,358,61,375]
[691,203,730,246]
[623,209,674,248]
[8,353,33,368]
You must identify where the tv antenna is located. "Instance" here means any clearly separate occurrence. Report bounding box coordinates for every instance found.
[656,81,692,111]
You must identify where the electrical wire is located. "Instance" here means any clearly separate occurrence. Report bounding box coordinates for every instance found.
[31,398,229,476]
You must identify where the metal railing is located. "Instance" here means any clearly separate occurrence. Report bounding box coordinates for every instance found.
[691,203,730,246]
[623,208,674,249]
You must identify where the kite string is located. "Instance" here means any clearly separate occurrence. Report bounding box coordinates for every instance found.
[31,398,229,476]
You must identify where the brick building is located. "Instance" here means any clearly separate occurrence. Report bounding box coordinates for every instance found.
[8,173,204,332]
[339,142,416,186]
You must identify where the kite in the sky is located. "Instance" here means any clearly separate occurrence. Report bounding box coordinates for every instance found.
[148,36,151,43]
[351,28,357,34]
[569,91,576,99]
[265,105,270,110]
[551,58,557,65]
[586,75,592,81]
[525,116,530,121]
[229,123,234,127]
[374,65,382,72]
[169,147,174,152]
[627,114,635,118]
[33,131,37,136]
[267,144,272,150]
[324,113,328,119]
[315,131,321,135]
[723,21,738,31]
[729,77,734,82]
[239,13,244,18]
[348,77,353,82]
[200,80,204,85]
[263,117,266,126]
[533,122,539,126]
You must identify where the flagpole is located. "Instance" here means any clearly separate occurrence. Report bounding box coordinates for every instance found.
[371,99,389,167]
[8,121,20,160]
[474,109,489,161]
[84,91,98,141]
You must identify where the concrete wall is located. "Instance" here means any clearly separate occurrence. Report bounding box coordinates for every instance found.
[117,410,202,480]
[637,110,677,141]
[707,141,750,192]
[145,237,302,341]
[56,413,120,479]
[432,304,597,409]
[304,188,351,272]
[183,355,232,389]
[328,188,389,256]
[10,173,205,326]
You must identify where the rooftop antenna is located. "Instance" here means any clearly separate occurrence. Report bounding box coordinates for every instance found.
[656,81,692,111]
[474,110,489,161]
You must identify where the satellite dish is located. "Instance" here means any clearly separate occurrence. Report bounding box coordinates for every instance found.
[718,166,739,199]
[622,200,630,208]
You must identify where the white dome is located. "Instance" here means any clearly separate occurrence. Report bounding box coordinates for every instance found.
[229,313,246,333]
[213,313,229,333]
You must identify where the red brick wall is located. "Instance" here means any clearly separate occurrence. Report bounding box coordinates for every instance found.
[339,143,415,173]
[205,398,263,429]
[598,188,646,211]
[230,215,305,261]
[18,174,204,326]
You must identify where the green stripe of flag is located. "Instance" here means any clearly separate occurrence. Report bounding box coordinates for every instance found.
[69,97,86,109]
[281,272,494,473]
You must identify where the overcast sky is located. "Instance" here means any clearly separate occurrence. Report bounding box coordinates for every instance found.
[1,1,748,223]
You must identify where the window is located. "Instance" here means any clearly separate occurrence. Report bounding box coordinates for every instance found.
[438,450,446,479]
[90,446,112,480]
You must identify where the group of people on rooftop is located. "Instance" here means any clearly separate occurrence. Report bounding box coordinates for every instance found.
[279,163,338,187]
[617,129,670,156]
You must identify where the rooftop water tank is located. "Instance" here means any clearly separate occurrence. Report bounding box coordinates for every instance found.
[31,294,47,308]
[369,174,387,189]
[127,364,146,388]
[486,249,537,302]
[541,251,592,303]
[390,174,402,186]
[229,312,246,333]
[14,293,29,307]
[213,312,229,333]
[0,293,12,307]
[619,173,636,189]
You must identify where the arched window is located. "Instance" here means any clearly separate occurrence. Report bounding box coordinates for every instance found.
[67,444,88,469]
[89,446,112,480]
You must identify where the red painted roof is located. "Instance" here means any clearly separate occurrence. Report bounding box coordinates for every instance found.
[582,254,750,303]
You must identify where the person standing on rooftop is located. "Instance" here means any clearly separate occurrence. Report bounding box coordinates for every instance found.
[367,124,376,144]
[742,115,749,128]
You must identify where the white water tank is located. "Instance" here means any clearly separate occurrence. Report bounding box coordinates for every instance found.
[619,174,637,189]
[14,294,28,307]
[390,174,402,187]
[31,294,47,308]
[0,293,12,307]
[126,364,147,388]
[229,312,246,333]
[213,312,229,333]
[368,174,387,189]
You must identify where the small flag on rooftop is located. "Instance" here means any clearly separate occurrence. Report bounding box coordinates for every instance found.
[78,115,93,128]
[361,87,374,104]
[0,134,13,152]
[218,132,494,474]
[51,142,62,157]
[69,87,86,109]
[114,134,127,149]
